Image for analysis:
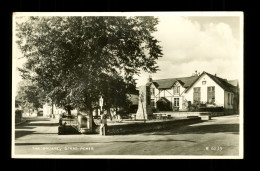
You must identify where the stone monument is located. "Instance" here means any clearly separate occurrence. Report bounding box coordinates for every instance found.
[136,85,153,120]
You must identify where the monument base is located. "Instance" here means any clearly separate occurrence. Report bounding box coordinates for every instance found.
[135,85,153,120]
[136,106,153,120]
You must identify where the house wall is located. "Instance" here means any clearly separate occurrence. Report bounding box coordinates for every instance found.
[185,73,225,107]
[43,103,78,116]
[43,104,66,116]
[224,91,234,109]
[150,81,185,110]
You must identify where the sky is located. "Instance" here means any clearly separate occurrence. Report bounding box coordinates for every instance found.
[134,15,242,87]
[13,14,243,92]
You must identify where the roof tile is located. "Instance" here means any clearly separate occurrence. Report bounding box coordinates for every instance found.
[152,76,199,89]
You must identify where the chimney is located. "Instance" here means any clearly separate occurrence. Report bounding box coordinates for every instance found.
[147,75,152,83]
[193,70,198,76]
[215,74,217,77]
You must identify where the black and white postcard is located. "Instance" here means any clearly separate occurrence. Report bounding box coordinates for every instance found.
[12,12,243,159]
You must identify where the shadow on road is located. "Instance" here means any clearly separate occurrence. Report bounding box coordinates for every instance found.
[26,123,59,127]
[15,142,67,146]
[15,130,36,139]
[15,139,196,146]
[22,117,51,122]
[16,122,59,128]
[145,123,239,135]
[15,130,60,139]
[15,126,36,129]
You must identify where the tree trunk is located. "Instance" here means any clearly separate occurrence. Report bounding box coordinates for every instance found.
[68,107,71,117]
[86,99,93,132]
[88,108,93,132]
[107,107,112,121]
[51,100,54,118]
[141,102,146,123]
[35,108,38,116]
[106,79,113,121]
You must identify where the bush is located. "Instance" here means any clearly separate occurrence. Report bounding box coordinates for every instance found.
[199,107,224,112]
[188,101,224,112]
[15,110,23,123]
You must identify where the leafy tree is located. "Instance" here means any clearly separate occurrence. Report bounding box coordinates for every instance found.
[16,16,163,122]
[15,80,45,114]
[98,73,137,120]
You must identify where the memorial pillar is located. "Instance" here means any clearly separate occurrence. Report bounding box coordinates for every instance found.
[136,85,153,120]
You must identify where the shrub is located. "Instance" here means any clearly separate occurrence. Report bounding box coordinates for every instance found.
[15,109,23,122]
[188,101,224,112]
[199,107,224,112]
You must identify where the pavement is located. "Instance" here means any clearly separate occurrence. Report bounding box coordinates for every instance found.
[14,115,240,157]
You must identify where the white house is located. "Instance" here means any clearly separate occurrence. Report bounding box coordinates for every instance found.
[43,103,66,117]
[146,71,239,112]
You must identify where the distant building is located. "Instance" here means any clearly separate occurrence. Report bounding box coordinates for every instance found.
[146,71,239,113]
[43,103,64,117]
[42,103,78,117]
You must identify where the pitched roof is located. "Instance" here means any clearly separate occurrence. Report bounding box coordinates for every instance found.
[146,81,159,87]
[152,76,199,89]
[146,72,238,93]
[185,71,237,93]
[228,80,239,87]
[206,72,237,93]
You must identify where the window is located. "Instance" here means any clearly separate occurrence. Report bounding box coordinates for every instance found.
[174,86,180,94]
[231,94,233,105]
[174,98,179,107]
[193,87,201,103]
[207,86,215,103]
[150,88,155,96]
[202,81,206,85]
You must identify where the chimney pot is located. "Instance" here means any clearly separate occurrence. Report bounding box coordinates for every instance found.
[147,75,152,82]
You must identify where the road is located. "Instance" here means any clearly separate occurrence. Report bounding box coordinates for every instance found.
[14,115,240,157]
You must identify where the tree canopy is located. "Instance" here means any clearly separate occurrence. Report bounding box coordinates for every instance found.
[16,16,163,114]
[15,80,45,112]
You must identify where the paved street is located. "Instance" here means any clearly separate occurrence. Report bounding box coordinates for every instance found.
[14,115,240,157]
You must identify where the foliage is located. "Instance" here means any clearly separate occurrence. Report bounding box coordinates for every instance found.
[189,100,220,112]
[15,80,45,111]
[16,16,163,115]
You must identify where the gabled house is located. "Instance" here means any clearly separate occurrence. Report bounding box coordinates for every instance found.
[147,71,239,112]
[147,75,199,111]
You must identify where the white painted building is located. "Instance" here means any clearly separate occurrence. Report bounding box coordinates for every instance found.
[146,71,239,112]
[43,103,66,117]
[43,103,78,117]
